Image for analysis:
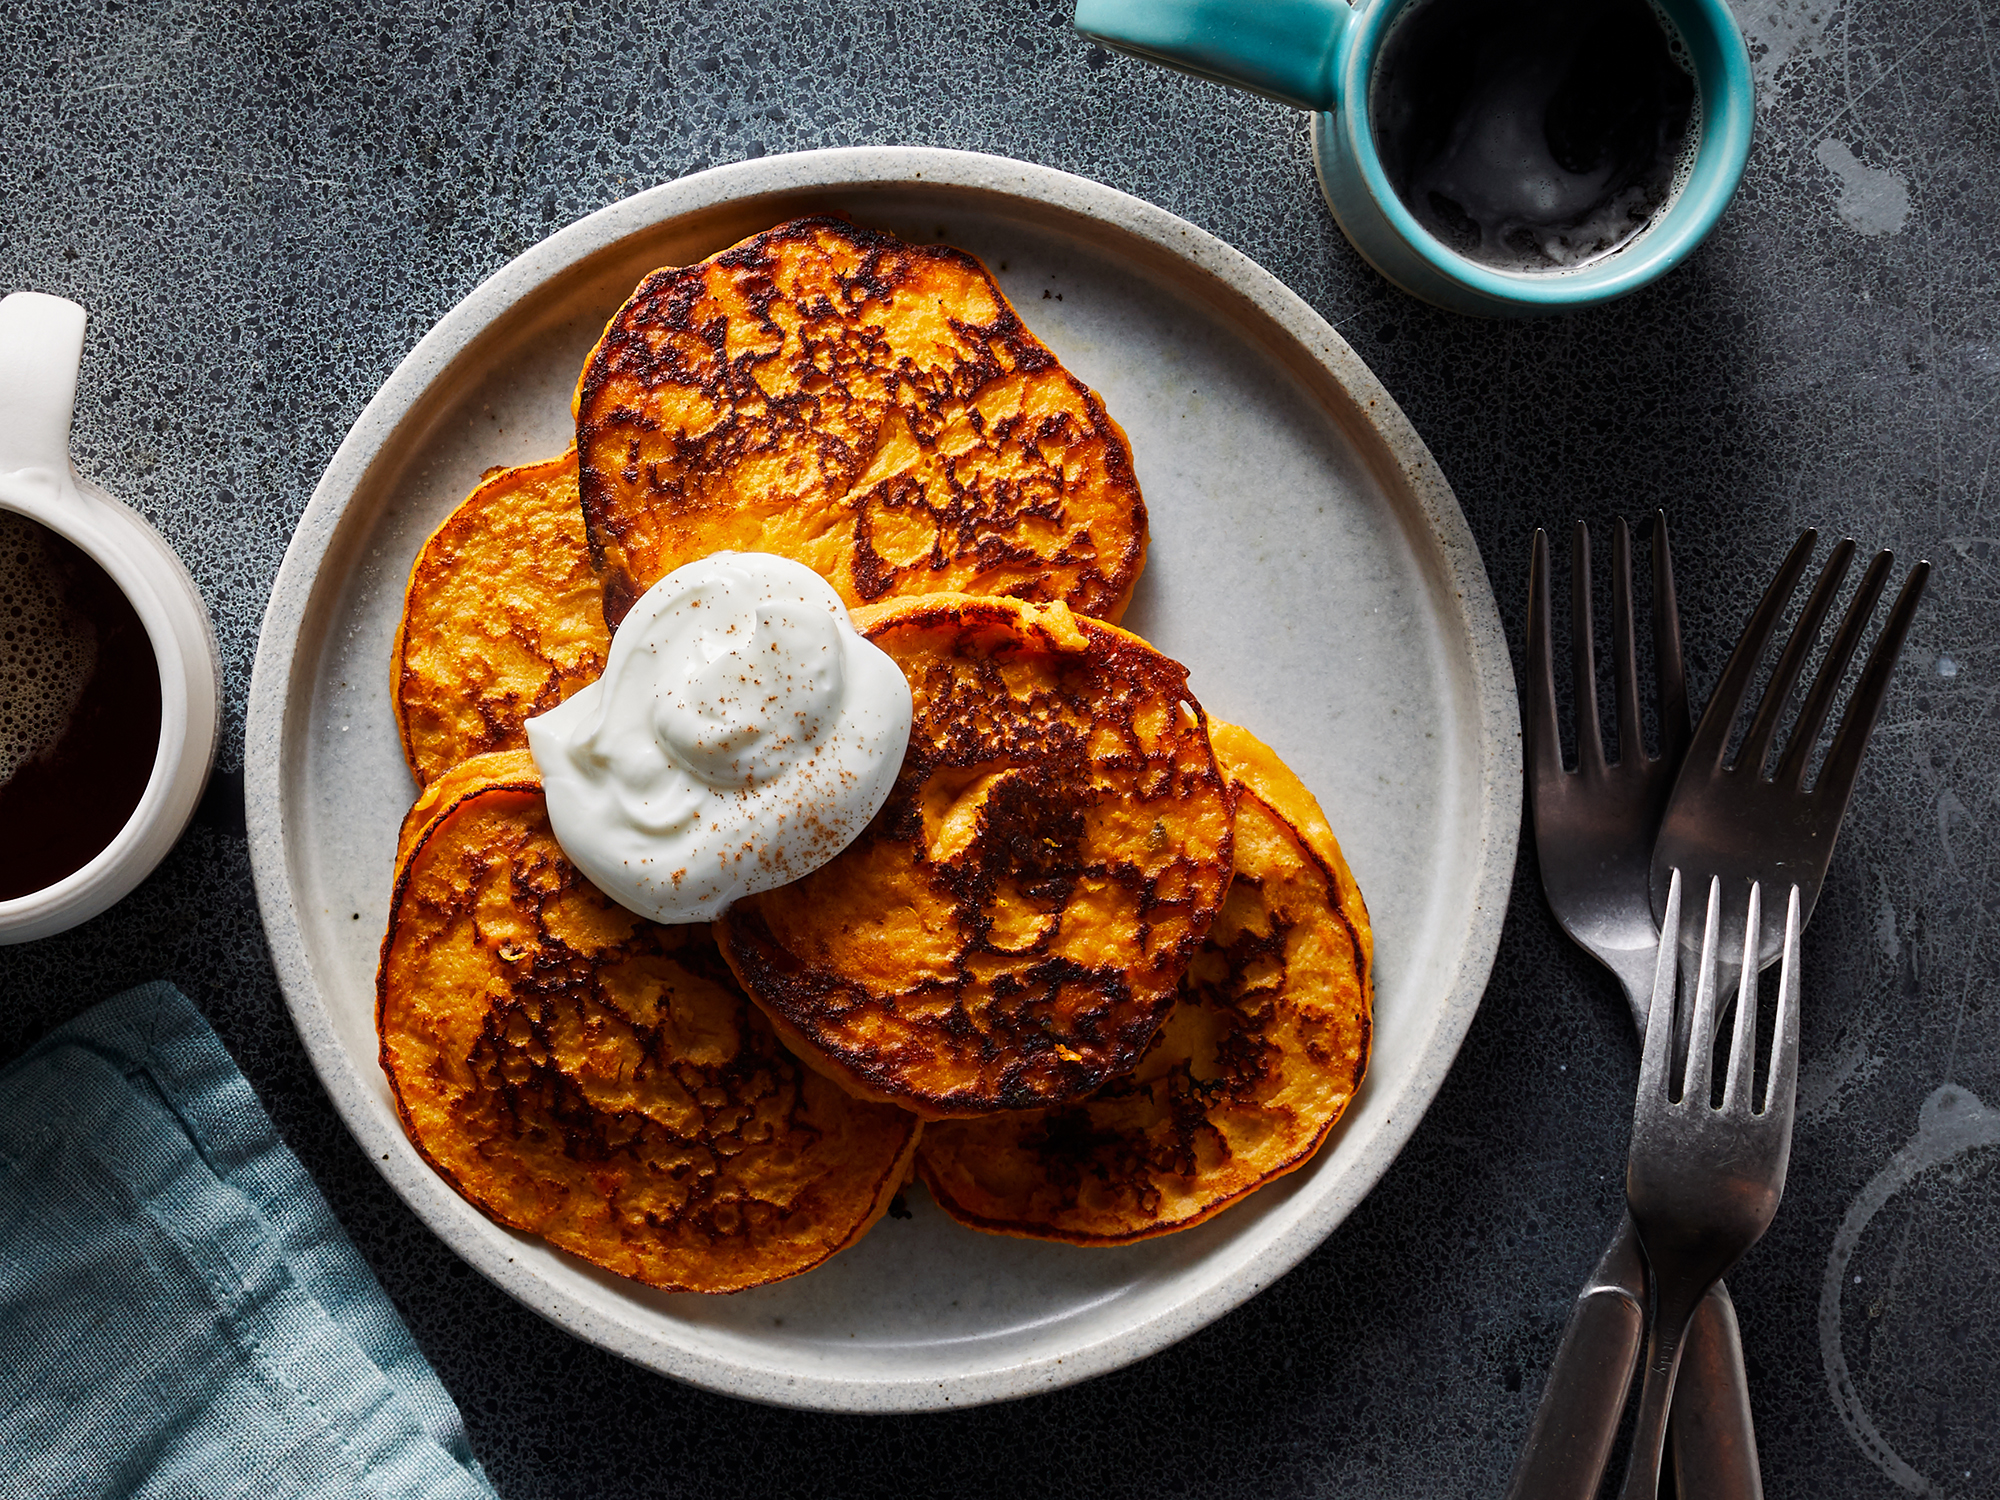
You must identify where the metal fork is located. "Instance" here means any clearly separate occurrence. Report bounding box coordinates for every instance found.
[1619,871,1802,1500]
[1630,530,1926,1495]
[1507,516,1759,1500]
[1529,517,1689,1007]
[1650,530,1932,994]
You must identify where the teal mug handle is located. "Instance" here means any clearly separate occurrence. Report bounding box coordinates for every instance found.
[1073,0,1349,112]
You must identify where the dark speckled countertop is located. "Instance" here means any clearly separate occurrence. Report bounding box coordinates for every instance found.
[4,1,1996,1495]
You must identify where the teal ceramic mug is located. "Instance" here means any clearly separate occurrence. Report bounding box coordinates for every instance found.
[1074,0,1753,317]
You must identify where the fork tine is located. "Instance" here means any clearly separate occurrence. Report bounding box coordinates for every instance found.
[1737,539,1856,775]
[1526,529,1565,796]
[1651,510,1691,764]
[1765,886,1803,1125]
[1686,529,1818,773]
[1721,882,1763,1114]
[1810,559,1931,806]
[1612,518,1643,764]
[1773,548,1892,787]
[1640,868,1683,1097]
[1682,876,1726,1106]
[1572,522,1606,776]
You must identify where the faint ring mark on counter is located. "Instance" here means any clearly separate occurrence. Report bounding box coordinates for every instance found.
[1820,1084,2000,1494]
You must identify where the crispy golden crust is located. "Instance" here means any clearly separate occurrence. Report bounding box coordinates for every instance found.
[393,747,540,871]
[393,451,611,785]
[376,754,921,1293]
[573,217,1147,630]
[915,723,1372,1244]
[714,594,1234,1120]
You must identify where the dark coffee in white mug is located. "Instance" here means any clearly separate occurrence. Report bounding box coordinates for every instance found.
[0,509,162,899]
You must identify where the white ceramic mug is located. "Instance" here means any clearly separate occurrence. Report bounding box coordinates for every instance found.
[0,292,220,943]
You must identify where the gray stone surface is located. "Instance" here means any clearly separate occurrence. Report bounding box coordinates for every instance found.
[3,0,1995,1494]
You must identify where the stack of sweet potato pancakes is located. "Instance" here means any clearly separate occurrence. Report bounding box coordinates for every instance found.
[378,218,1373,1294]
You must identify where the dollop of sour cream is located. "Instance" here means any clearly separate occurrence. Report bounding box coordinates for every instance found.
[525,552,912,924]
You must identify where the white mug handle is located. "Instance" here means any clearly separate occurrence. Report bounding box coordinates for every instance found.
[0,291,88,479]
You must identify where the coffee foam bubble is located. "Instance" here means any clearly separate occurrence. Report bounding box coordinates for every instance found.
[0,509,98,786]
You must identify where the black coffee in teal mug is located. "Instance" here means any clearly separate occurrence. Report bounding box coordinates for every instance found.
[1075,0,1753,317]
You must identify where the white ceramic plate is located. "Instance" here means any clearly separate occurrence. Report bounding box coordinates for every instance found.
[246,148,1519,1413]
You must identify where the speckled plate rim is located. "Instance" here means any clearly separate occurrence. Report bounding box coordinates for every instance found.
[245,146,1520,1412]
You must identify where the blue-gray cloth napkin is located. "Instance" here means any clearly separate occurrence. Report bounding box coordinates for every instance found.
[0,982,496,1500]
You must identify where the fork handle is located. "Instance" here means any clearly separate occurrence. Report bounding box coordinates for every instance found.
[1503,1216,1645,1500]
[1619,1269,1719,1500]
[1671,1281,1764,1499]
[1506,1218,1761,1500]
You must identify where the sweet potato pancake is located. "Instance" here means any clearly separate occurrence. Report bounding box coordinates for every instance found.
[573,217,1147,630]
[915,723,1371,1244]
[377,751,920,1293]
[393,450,610,785]
[714,594,1234,1120]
